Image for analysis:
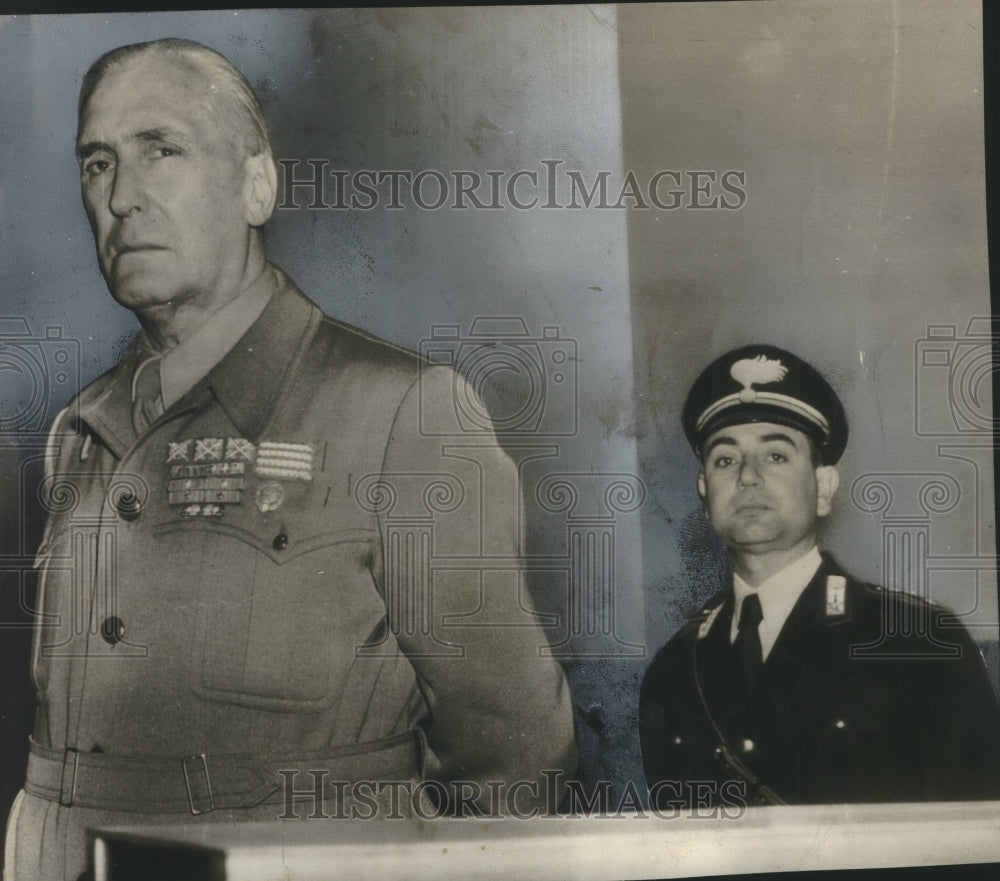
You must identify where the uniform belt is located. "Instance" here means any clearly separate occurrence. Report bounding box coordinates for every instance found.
[25,731,421,815]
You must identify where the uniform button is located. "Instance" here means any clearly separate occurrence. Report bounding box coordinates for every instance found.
[835,719,846,729]
[273,532,288,551]
[741,738,755,753]
[672,735,682,745]
[114,490,142,520]
[101,616,126,646]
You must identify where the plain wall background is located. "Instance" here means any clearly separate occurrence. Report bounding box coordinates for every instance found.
[618,0,997,683]
[0,3,994,820]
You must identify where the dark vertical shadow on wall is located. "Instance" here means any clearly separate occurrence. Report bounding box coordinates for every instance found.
[616,3,732,681]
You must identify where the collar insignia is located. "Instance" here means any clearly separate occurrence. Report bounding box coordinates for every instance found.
[697,602,725,639]
[826,575,847,616]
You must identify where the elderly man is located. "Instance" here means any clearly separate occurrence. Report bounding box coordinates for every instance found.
[5,39,576,881]
[639,344,1000,808]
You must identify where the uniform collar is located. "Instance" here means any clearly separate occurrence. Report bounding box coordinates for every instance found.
[74,355,139,459]
[793,551,852,625]
[744,551,852,679]
[74,264,321,456]
[732,546,823,660]
[204,265,320,442]
[156,266,276,410]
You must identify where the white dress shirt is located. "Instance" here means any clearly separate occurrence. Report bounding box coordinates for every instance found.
[731,546,823,660]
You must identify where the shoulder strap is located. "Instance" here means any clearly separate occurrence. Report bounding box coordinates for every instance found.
[691,626,788,806]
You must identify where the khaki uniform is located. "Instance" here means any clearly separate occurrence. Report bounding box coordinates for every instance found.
[6,268,577,880]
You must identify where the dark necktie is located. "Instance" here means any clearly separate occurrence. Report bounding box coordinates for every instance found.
[131,356,164,435]
[735,592,764,692]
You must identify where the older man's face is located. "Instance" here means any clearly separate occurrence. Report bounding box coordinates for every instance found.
[77,54,252,313]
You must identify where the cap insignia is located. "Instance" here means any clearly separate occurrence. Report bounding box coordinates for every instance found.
[730,356,787,404]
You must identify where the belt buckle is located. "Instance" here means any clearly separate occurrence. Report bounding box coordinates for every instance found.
[59,748,80,807]
[182,753,215,815]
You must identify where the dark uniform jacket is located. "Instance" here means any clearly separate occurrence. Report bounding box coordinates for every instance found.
[7,267,577,881]
[639,553,1000,807]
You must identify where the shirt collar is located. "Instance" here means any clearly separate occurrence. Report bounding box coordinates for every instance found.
[731,546,823,659]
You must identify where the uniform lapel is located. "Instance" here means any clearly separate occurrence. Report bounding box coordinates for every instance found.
[207,266,322,442]
[757,554,852,692]
[693,592,751,740]
[74,337,161,458]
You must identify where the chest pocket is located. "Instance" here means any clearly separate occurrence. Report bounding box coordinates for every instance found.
[153,519,385,712]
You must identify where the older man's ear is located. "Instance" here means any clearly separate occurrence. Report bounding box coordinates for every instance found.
[243,153,278,228]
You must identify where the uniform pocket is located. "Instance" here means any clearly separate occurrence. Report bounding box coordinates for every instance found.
[153,521,385,712]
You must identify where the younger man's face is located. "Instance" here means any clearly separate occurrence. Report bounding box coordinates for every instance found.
[697,421,839,557]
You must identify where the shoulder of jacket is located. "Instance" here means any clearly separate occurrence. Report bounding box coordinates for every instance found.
[297,315,430,407]
[816,554,941,612]
[644,595,725,677]
[315,314,424,370]
[691,593,726,619]
[72,359,123,408]
[50,356,126,443]
[303,317,478,439]
[853,578,941,609]
[674,592,728,639]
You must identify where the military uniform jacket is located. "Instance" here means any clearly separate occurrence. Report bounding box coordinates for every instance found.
[639,554,1000,806]
[7,268,577,880]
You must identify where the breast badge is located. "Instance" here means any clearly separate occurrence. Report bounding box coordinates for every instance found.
[254,481,285,514]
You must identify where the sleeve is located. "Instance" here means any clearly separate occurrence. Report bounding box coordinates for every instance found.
[375,365,578,814]
[913,607,1000,800]
[638,649,672,795]
[639,637,699,808]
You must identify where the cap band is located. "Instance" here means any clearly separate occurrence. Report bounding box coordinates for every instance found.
[695,391,831,438]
